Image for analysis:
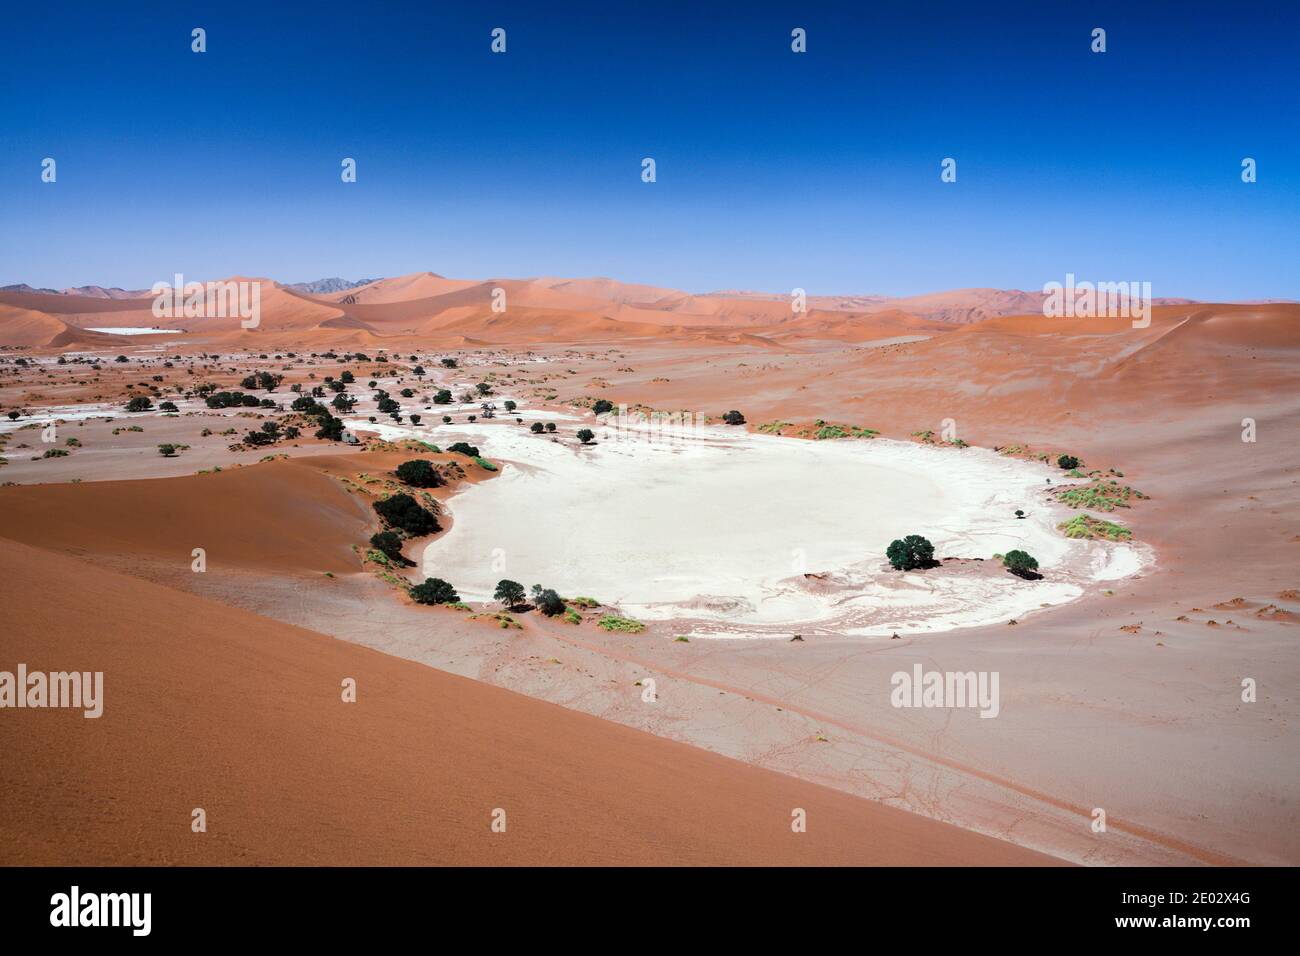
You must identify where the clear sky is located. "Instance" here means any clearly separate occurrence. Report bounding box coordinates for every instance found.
[2,0,1297,299]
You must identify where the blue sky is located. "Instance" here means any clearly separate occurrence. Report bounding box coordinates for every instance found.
[2,1,1297,298]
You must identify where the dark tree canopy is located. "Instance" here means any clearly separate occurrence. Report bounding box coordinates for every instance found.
[410,577,459,605]
[369,530,413,566]
[722,410,746,426]
[1002,550,1040,579]
[531,585,565,617]
[494,579,527,608]
[373,493,440,535]
[886,534,936,571]
[576,428,595,444]
[447,441,480,458]
[592,399,613,415]
[396,459,443,488]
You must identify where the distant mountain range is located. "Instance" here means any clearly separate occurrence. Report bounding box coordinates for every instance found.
[1,278,383,298]
[285,277,382,294]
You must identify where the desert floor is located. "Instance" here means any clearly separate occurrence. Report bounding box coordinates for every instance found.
[1,289,1296,865]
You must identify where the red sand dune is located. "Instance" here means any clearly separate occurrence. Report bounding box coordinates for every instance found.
[0,536,1058,866]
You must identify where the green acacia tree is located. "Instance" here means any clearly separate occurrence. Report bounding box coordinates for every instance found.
[494,579,526,608]
[886,534,935,571]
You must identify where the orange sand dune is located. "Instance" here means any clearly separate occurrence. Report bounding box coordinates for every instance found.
[0,290,154,316]
[0,303,123,348]
[533,275,686,306]
[0,458,372,575]
[0,537,1058,866]
[323,271,479,304]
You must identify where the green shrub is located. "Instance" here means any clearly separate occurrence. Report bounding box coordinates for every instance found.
[447,441,480,458]
[395,459,443,488]
[1058,514,1132,540]
[1002,550,1040,578]
[597,614,645,633]
[369,531,412,566]
[1057,454,1081,470]
[410,577,459,605]
[531,586,565,617]
[374,493,440,535]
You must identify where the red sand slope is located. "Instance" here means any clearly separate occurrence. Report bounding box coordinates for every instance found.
[0,538,1059,866]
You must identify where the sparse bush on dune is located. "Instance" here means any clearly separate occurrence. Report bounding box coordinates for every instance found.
[592,399,613,415]
[597,614,645,633]
[1057,454,1081,470]
[157,444,179,457]
[1056,479,1147,512]
[410,577,459,605]
[886,534,936,571]
[722,410,746,426]
[447,441,480,458]
[374,493,440,536]
[395,459,443,488]
[1059,514,1132,541]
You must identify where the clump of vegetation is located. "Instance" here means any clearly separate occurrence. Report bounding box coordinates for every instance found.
[395,458,443,488]
[369,530,415,567]
[531,585,566,617]
[563,609,582,625]
[447,441,480,458]
[373,493,441,535]
[1058,514,1132,541]
[886,534,936,571]
[473,457,497,471]
[1001,550,1041,579]
[592,399,613,415]
[41,448,69,459]
[1056,479,1147,512]
[157,443,180,457]
[567,596,599,609]
[576,428,595,444]
[757,421,792,434]
[410,577,459,605]
[722,410,746,426]
[597,614,645,633]
[815,423,878,440]
[1057,454,1081,470]
[125,396,153,413]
